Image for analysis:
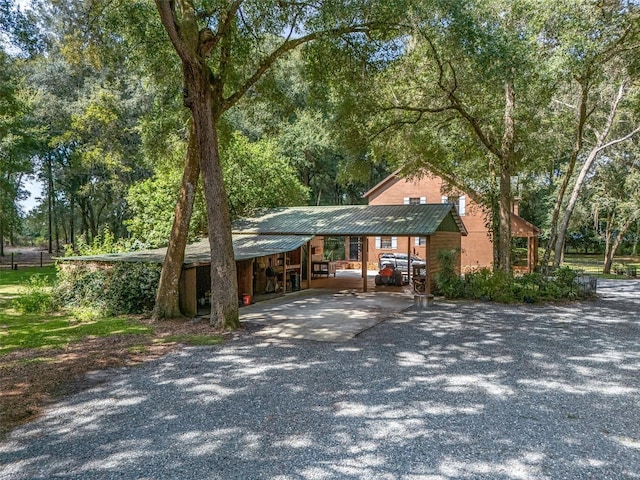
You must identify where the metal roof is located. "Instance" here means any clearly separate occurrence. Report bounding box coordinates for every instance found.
[233,204,468,237]
[58,205,466,266]
[58,234,315,266]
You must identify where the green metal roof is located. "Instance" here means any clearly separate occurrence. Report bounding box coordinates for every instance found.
[59,234,314,266]
[58,205,465,266]
[233,204,468,237]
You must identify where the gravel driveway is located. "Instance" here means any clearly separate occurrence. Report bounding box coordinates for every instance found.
[2,280,639,479]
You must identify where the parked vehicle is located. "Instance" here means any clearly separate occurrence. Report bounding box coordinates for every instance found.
[374,262,404,286]
[378,253,425,274]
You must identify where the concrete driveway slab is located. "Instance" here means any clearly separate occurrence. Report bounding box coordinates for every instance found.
[240,289,414,342]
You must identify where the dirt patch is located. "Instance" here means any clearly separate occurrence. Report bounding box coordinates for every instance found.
[0,317,253,441]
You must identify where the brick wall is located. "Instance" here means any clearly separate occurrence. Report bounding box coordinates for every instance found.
[367,173,495,269]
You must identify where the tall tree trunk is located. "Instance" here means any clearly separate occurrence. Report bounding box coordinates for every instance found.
[552,81,639,268]
[497,78,515,273]
[153,123,200,320]
[602,212,614,274]
[186,62,239,328]
[47,155,53,254]
[70,193,75,249]
[541,83,589,272]
[553,147,601,267]
[156,0,239,329]
[603,216,634,274]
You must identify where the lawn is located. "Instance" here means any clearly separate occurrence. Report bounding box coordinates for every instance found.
[561,254,640,277]
[0,266,151,356]
[0,264,225,440]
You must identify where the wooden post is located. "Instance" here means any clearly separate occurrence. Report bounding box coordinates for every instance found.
[306,240,312,289]
[344,236,350,263]
[361,235,368,292]
[407,236,412,283]
[425,235,432,297]
[179,267,197,317]
[283,254,288,292]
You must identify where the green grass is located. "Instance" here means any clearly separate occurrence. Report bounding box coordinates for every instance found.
[561,254,640,277]
[0,265,151,356]
[0,265,57,288]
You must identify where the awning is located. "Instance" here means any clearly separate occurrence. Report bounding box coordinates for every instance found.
[57,234,315,266]
[179,234,315,265]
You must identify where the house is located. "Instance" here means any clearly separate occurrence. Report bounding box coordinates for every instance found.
[363,170,540,272]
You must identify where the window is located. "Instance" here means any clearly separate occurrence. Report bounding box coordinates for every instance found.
[375,236,398,249]
[441,195,466,216]
[404,197,426,205]
[415,237,427,246]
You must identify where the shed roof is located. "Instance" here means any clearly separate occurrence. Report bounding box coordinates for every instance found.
[233,204,468,237]
[59,234,314,266]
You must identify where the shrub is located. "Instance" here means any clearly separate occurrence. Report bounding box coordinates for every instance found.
[436,265,587,303]
[56,262,161,316]
[13,275,56,314]
[464,268,515,302]
[433,249,465,298]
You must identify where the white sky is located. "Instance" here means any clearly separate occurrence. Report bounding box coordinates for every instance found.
[20,177,43,214]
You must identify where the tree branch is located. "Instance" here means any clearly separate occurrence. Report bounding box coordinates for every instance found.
[221,24,379,113]
[595,125,640,155]
[155,0,193,65]
[423,34,501,158]
[212,0,244,50]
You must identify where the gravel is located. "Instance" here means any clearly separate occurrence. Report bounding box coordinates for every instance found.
[1,279,639,480]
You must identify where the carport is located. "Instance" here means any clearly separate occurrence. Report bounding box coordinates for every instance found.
[58,204,467,317]
[233,204,468,295]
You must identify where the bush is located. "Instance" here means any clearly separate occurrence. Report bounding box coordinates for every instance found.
[433,249,465,298]
[56,262,161,316]
[435,265,588,304]
[464,268,516,302]
[13,275,56,314]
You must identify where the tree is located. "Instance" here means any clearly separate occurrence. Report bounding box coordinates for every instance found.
[0,50,35,254]
[18,0,162,253]
[549,78,640,267]
[539,0,640,269]
[227,49,384,206]
[153,0,394,328]
[591,147,640,273]
[343,0,555,272]
[223,132,309,217]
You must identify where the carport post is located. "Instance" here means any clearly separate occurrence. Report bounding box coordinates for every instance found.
[407,236,412,283]
[361,235,368,292]
[425,235,431,296]
[306,240,312,288]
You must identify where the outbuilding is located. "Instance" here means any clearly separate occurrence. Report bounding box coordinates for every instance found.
[59,204,467,317]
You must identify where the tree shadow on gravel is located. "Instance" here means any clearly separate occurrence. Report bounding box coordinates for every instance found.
[2,282,639,479]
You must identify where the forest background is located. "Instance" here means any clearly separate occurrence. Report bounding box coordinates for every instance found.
[1,1,639,326]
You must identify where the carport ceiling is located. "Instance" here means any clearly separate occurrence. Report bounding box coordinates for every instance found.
[232,204,468,237]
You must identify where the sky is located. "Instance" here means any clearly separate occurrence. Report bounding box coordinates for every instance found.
[20,177,43,214]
